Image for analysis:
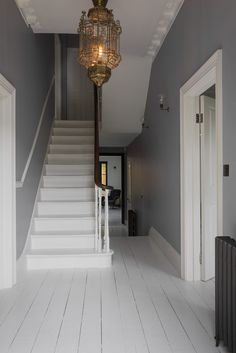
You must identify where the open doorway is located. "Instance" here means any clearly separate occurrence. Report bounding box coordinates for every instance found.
[180,50,223,281]
[99,154,125,225]
[0,73,16,289]
[198,86,217,281]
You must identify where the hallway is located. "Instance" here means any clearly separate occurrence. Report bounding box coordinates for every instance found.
[0,235,226,353]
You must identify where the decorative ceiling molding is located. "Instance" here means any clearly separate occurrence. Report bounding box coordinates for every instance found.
[147,0,184,61]
[15,0,42,31]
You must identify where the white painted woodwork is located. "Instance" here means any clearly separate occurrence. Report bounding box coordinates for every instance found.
[200,95,217,281]
[37,201,94,216]
[53,127,94,136]
[54,120,94,128]
[47,154,94,165]
[180,50,223,281]
[26,120,112,270]
[0,236,228,353]
[0,73,16,289]
[45,164,94,176]
[31,233,95,250]
[51,135,94,145]
[27,250,113,270]
[33,216,95,233]
[40,187,94,201]
[49,144,93,154]
[149,226,181,275]
[43,175,93,188]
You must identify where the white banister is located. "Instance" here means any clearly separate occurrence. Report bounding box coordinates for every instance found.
[95,185,110,254]
[95,185,98,251]
[104,189,110,252]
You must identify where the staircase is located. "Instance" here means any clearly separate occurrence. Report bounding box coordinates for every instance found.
[26,120,113,270]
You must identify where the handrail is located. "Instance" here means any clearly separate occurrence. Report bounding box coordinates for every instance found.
[93,84,113,191]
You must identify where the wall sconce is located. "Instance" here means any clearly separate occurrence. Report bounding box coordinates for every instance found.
[141,115,149,129]
[159,94,170,112]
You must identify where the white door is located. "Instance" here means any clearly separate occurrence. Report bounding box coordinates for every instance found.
[200,95,217,281]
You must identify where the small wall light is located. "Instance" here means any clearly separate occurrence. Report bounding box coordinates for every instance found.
[141,115,149,129]
[159,94,169,112]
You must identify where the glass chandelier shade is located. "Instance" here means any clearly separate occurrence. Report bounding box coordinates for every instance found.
[78,0,122,87]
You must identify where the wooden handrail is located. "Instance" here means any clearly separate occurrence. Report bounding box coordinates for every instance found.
[93,84,113,191]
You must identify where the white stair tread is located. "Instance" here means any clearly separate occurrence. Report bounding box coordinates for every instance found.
[37,200,94,204]
[40,187,94,191]
[43,175,93,178]
[47,154,94,159]
[44,165,94,176]
[27,249,113,256]
[31,230,95,237]
[47,160,94,166]
[34,214,95,220]
[49,150,93,155]
[49,145,94,153]
[54,120,94,127]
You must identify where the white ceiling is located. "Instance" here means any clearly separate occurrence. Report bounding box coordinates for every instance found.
[16,0,184,146]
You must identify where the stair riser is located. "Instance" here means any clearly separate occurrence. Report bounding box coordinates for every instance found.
[47,155,94,165]
[53,128,94,136]
[31,236,94,250]
[54,121,94,128]
[51,136,94,145]
[27,253,112,270]
[34,218,95,232]
[49,145,93,154]
[45,165,94,176]
[43,176,93,188]
[37,202,94,216]
[40,188,95,201]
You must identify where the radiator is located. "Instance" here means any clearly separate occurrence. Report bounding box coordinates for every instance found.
[215,236,236,352]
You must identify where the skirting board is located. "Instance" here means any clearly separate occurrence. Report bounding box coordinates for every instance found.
[149,226,181,276]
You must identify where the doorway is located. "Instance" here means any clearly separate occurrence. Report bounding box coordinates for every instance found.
[0,73,16,289]
[180,50,223,281]
[198,87,217,281]
[99,153,125,225]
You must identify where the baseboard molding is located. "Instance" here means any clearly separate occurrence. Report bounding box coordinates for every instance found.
[16,75,55,188]
[149,226,181,275]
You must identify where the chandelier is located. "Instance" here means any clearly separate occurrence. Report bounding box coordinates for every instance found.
[78,0,122,87]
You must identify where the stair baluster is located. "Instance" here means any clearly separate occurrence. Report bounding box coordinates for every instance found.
[94,85,112,254]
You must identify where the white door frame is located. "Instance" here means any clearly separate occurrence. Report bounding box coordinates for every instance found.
[0,73,16,289]
[180,50,223,281]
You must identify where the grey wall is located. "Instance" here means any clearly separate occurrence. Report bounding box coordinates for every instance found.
[128,0,236,253]
[60,35,94,120]
[0,0,54,257]
[67,48,94,120]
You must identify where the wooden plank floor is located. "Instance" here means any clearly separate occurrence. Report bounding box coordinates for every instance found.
[0,235,228,353]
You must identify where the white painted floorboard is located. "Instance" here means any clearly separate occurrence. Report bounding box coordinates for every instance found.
[0,235,228,353]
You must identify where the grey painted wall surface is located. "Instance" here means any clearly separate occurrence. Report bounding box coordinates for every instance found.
[128,0,236,253]
[0,0,54,257]
[67,48,94,120]
[60,35,94,121]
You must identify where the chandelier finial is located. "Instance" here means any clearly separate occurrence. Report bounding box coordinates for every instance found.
[92,0,108,7]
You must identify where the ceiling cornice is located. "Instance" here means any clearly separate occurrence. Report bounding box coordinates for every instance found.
[147,0,184,62]
[15,0,42,31]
